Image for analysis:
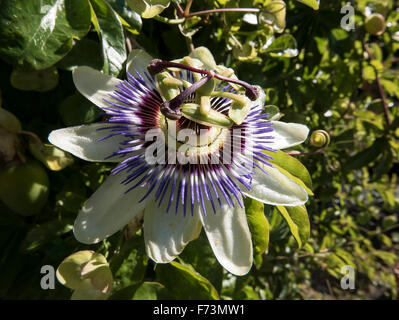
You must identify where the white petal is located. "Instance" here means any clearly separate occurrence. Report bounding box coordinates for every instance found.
[144,197,202,264]
[200,196,253,276]
[244,163,308,206]
[73,66,121,110]
[269,121,309,150]
[48,124,127,162]
[126,49,154,77]
[74,171,149,244]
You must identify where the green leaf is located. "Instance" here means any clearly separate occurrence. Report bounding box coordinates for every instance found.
[29,142,74,171]
[90,0,127,76]
[234,284,260,300]
[363,65,377,82]
[380,79,399,99]
[233,43,262,63]
[264,104,280,119]
[57,38,103,71]
[372,148,393,181]
[260,1,286,33]
[71,284,110,300]
[109,234,148,289]
[59,91,103,126]
[179,232,224,292]
[156,261,219,300]
[262,35,298,58]
[19,219,73,252]
[107,0,142,32]
[133,282,164,300]
[343,137,388,172]
[276,205,310,248]
[295,0,319,10]
[0,0,91,70]
[109,281,167,300]
[244,197,270,255]
[286,206,310,245]
[10,67,59,92]
[126,0,170,19]
[264,150,312,190]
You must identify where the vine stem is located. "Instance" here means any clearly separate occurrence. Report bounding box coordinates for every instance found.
[153,15,185,24]
[173,1,185,17]
[286,149,326,156]
[20,130,43,149]
[187,7,261,17]
[184,0,194,17]
[185,36,195,53]
[364,45,392,128]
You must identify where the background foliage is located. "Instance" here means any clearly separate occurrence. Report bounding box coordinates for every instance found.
[0,0,398,300]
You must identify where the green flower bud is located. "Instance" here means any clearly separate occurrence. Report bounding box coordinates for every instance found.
[309,130,330,148]
[56,250,113,299]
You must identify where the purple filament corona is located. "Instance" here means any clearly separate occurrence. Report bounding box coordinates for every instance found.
[99,69,275,216]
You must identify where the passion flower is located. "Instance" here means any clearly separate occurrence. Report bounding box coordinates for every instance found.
[49,47,309,275]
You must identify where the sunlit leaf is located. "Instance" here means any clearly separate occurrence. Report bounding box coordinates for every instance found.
[244,197,270,255]
[156,261,219,300]
[90,0,127,76]
[295,0,319,10]
[276,205,310,248]
[0,0,91,69]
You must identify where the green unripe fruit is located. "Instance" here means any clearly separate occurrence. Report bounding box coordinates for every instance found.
[0,159,49,216]
[365,13,386,36]
[0,108,22,133]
